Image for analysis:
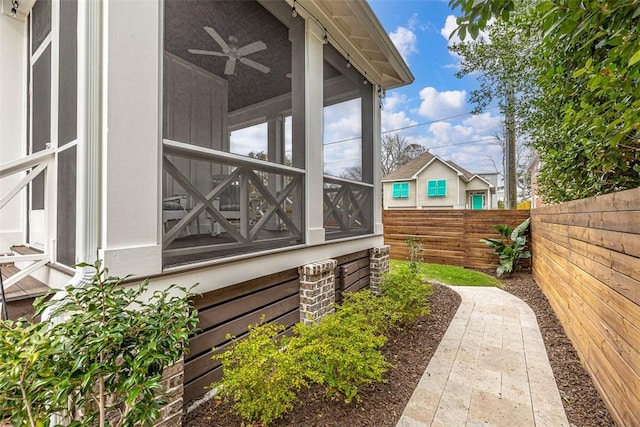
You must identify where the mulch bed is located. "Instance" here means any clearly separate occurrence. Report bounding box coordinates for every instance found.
[497,270,615,427]
[183,284,461,427]
[184,271,615,427]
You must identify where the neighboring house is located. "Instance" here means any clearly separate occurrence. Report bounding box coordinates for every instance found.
[382,152,497,210]
[0,0,412,408]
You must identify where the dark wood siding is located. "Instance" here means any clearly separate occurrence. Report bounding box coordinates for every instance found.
[184,269,300,403]
[334,250,370,302]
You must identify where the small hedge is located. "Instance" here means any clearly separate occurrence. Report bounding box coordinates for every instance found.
[212,264,433,425]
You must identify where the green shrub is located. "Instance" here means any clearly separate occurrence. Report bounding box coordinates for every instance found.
[0,260,198,427]
[380,265,433,325]
[480,217,531,276]
[212,263,435,424]
[291,309,390,403]
[404,236,425,275]
[212,321,308,425]
[337,289,400,334]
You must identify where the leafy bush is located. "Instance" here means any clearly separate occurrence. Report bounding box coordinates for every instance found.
[404,236,425,275]
[0,260,198,427]
[291,308,390,403]
[213,263,434,425]
[379,265,433,325]
[480,217,531,276]
[213,321,308,426]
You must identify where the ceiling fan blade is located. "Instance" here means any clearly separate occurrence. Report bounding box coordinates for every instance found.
[224,59,236,75]
[239,57,270,74]
[204,26,230,53]
[236,40,266,57]
[188,49,226,57]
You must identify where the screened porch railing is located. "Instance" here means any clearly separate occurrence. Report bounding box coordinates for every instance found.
[323,175,373,240]
[162,139,304,261]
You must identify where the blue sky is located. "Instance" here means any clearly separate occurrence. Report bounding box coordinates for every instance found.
[369,0,504,175]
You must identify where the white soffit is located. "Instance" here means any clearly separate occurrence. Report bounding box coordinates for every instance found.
[297,0,414,89]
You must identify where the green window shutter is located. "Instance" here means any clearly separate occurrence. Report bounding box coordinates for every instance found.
[393,182,409,198]
[427,180,437,197]
[427,180,446,197]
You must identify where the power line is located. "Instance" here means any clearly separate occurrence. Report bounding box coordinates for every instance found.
[324,105,500,146]
[323,136,500,165]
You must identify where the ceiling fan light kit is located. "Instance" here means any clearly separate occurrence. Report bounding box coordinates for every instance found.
[188,25,271,76]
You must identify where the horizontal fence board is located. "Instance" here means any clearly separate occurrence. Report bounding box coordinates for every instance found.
[534,250,640,427]
[383,209,530,269]
[532,187,640,427]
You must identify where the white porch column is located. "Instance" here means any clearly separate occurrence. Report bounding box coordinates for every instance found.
[0,14,27,251]
[372,88,383,235]
[99,0,162,277]
[304,19,325,245]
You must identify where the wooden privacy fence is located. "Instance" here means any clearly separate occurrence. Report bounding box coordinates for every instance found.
[532,188,640,427]
[383,209,531,269]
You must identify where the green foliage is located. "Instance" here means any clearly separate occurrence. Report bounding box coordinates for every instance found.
[0,260,198,427]
[0,320,67,427]
[404,236,425,276]
[379,265,433,325]
[291,309,390,403]
[213,265,434,425]
[213,321,308,426]
[390,260,502,287]
[450,0,640,203]
[481,217,531,276]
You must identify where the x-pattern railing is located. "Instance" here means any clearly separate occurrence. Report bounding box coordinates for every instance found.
[323,175,373,239]
[162,139,304,258]
[0,149,53,287]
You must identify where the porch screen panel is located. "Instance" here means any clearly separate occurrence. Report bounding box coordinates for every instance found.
[31,0,51,55]
[162,0,305,265]
[57,147,77,266]
[58,0,77,146]
[56,0,78,267]
[31,46,51,210]
[322,44,373,240]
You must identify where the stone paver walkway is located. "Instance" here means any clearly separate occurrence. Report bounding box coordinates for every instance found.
[397,286,569,427]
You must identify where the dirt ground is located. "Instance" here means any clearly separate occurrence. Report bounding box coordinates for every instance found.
[184,272,614,427]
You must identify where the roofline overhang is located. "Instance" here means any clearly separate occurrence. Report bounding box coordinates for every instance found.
[293,0,414,89]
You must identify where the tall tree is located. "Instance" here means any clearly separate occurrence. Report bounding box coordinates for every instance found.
[381,133,427,176]
[450,0,640,203]
[449,3,538,208]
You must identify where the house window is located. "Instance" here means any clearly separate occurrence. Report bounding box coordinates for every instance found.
[427,179,446,197]
[392,182,409,198]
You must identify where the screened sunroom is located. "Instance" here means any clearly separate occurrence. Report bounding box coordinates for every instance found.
[161,0,378,266]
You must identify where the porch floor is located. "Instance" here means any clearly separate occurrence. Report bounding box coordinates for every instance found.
[397,286,569,427]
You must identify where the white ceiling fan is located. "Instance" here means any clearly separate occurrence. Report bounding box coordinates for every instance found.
[188,26,271,75]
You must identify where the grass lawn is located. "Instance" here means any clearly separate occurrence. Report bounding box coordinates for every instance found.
[390,259,501,287]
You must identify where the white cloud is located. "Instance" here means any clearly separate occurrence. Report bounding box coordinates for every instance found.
[389,26,418,63]
[418,87,467,119]
[382,92,417,133]
[441,15,461,45]
[461,112,503,135]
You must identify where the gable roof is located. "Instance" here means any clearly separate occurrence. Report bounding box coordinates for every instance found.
[382,152,494,186]
[446,160,474,181]
[382,152,434,181]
